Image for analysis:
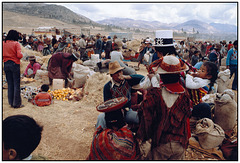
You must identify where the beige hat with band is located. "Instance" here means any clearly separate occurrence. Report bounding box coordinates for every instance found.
[109,61,124,75]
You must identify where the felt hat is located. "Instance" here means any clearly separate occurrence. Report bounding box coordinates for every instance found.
[153,30,174,47]
[28,56,36,61]
[96,97,128,113]
[109,61,124,75]
[72,52,80,60]
[155,55,189,74]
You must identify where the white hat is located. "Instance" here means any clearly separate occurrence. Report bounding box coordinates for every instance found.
[155,55,189,74]
[153,30,174,47]
[145,39,151,44]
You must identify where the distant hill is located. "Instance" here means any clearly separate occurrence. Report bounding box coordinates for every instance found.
[3,3,99,26]
[98,18,237,34]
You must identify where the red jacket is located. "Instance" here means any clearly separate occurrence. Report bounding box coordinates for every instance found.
[33,92,52,107]
[3,40,23,64]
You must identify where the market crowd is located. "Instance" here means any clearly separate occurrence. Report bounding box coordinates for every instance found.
[2,29,237,160]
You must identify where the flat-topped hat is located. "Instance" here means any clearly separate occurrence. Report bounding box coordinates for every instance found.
[109,61,124,75]
[96,97,128,113]
[153,30,174,47]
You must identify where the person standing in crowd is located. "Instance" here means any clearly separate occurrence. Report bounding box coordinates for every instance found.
[226,40,238,90]
[95,34,102,57]
[209,43,221,67]
[178,40,186,58]
[47,52,80,87]
[3,30,24,108]
[191,50,200,66]
[101,36,107,55]
[137,39,155,68]
[51,35,57,50]
[23,56,41,78]
[228,41,233,51]
[137,55,191,160]
[105,36,112,59]
[78,34,87,58]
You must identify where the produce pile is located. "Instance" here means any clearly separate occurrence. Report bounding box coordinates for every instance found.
[49,88,85,101]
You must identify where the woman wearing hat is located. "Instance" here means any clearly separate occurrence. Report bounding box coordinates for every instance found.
[136,55,191,160]
[24,56,41,78]
[47,52,80,87]
[3,29,24,108]
[87,97,139,160]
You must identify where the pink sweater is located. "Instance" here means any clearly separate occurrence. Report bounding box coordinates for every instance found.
[3,40,23,64]
[24,63,41,76]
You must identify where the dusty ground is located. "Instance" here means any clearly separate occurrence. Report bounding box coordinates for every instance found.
[2,60,237,160]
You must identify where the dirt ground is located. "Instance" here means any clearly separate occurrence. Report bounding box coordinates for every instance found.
[2,61,237,160]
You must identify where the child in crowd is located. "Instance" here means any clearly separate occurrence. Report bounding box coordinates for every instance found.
[186,61,218,119]
[32,84,52,107]
[3,115,43,160]
[24,56,41,78]
[191,50,200,67]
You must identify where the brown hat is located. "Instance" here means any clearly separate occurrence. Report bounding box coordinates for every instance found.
[28,56,36,61]
[109,61,124,75]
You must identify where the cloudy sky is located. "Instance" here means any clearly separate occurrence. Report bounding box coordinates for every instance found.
[53,2,237,26]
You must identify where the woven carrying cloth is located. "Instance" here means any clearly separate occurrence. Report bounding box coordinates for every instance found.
[87,126,138,160]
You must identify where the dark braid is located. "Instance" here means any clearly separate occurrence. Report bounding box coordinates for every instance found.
[203,61,218,93]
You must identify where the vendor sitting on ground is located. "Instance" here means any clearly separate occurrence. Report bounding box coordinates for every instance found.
[24,56,41,78]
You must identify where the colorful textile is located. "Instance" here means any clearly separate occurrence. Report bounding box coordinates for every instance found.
[3,40,23,64]
[188,86,209,106]
[87,126,138,160]
[137,86,192,149]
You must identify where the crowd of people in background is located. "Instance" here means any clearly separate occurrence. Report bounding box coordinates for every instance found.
[2,29,238,160]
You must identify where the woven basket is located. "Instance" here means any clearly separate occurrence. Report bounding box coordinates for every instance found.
[195,118,225,149]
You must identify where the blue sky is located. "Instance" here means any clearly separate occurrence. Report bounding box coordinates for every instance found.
[51,2,237,26]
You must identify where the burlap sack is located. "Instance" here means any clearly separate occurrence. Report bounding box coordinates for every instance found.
[216,69,230,93]
[214,90,237,131]
[195,118,225,149]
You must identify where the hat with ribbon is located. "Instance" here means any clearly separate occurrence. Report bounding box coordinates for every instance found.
[109,61,124,75]
[153,30,174,47]
[151,55,189,74]
[96,97,128,113]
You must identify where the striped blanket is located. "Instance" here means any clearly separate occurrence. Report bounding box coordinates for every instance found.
[87,125,139,160]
